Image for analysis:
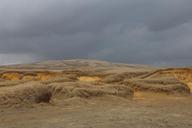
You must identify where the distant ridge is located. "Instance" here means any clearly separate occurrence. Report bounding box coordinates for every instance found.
[0,59,155,71]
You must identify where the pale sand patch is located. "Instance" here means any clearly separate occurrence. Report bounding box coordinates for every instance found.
[187,83,192,92]
[133,91,187,100]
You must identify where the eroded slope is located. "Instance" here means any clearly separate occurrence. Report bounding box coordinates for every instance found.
[0,60,191,108]
[143,68,192,91]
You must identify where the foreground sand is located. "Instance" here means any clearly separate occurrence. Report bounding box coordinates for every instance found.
[0,95,192,128]
[0,60,192,128]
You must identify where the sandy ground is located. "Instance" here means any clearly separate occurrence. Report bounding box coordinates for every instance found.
[0,60,192,128]
[0,94,192,128]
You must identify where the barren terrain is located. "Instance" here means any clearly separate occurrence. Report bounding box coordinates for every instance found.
[0,59,192,128]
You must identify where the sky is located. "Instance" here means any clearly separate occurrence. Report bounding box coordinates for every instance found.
[0,0,192,66]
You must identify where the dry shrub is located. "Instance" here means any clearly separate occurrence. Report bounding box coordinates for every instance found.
[41,76,78,84]
[102,74,124,83]
[102,72,148,84]
[72,88,105,98]
[49,82,133,99]
[122,77,190,94]
[62,69,105,78]
[101,85,134,97]
[0,82,52,107]
[62,69,86,77]
[0,80,28,88]
[135,77,184,85]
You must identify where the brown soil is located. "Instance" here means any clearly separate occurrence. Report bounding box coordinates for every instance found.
[0,95,192,128]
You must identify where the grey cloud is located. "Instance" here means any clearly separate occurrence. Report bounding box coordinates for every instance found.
[147,1,192,31]
[0,0,192,66]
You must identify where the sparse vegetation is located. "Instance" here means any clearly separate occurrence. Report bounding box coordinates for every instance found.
[0,60,191,108]
[0,82,52,107]
[49,82,133,100]
[122,78,190,94]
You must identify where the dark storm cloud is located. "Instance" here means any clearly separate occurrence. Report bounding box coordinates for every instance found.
[0,0,192,66]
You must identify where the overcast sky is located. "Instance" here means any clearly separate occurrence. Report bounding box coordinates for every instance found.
[0,0,192,66]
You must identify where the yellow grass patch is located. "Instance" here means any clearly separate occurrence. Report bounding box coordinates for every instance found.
[22,75,35,81]
[78,76,101,82]
[0,72,62,81]
[1,73,22,80]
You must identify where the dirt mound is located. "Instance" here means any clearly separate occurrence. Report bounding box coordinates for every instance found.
[102,72,147,84]
[0,82,52,107]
